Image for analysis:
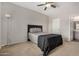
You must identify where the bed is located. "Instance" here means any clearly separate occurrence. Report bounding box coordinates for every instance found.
[27,25,63,56]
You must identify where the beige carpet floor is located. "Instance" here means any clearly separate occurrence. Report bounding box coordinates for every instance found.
[0,41,79,56]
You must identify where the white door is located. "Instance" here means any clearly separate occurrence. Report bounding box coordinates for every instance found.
[7,18,16,45]
[8,19,20,45]
[2,17,8,46]
[2,16,16,45]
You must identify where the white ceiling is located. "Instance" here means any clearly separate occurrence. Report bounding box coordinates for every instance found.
[12,2,79,18]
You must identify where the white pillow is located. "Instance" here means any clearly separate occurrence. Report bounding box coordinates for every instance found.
[30,28,41,33]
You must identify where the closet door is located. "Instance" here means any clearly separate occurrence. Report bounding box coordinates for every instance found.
[7,18,16,45]
[2,14,16,45]
[2,16,8,46]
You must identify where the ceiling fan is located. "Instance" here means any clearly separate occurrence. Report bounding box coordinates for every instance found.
[37,2,56,10]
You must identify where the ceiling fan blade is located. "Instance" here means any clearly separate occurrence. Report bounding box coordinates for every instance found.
[44,7,47,10]
[47,2,54,4]
[51,5,56,8]
[37,4,46,6]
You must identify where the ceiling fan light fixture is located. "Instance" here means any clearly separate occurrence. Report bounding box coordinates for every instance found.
[37,2,56,11]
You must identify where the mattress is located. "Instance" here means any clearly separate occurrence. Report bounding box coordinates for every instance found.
[29,32,52,44]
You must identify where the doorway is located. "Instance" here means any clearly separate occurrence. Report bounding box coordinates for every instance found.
[73,21,79,41]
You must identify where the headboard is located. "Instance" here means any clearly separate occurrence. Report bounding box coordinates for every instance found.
[27,24,43,41]
[28,25,42,33]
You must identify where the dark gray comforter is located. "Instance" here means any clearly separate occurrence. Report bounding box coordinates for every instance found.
[38,34,63,56]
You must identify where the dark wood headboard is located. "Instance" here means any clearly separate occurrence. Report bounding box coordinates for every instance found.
[28,25,42,33]
[27,24,43,41]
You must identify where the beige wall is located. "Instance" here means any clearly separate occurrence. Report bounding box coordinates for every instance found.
[1,2,49,46]
[0,3,1,48]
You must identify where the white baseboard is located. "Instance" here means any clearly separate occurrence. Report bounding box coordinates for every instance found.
[8,40,27,45]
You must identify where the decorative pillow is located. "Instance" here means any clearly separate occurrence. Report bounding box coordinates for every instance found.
[30,28,41,33]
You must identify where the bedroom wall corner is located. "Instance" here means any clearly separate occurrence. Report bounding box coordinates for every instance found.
[1,2,49,45]
[48,17,53,33]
